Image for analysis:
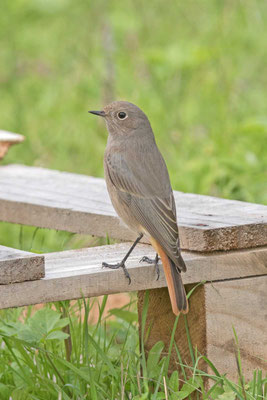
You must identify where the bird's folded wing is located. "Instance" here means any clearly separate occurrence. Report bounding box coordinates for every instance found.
[105,151,186,272]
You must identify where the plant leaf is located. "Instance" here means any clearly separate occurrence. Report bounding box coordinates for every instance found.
[147,341,164,378]
[108,308,138,323]
[46,330,69,340]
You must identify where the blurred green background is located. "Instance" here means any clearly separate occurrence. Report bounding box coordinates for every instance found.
[0,0,266,250]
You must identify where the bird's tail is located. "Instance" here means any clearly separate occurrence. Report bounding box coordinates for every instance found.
[168,257,188,314]
[150,238,189,315]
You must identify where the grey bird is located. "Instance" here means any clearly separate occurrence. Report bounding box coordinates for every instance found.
[89,101,188,315]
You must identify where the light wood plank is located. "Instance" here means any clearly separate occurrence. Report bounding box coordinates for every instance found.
[0,131,25,160]
[0,243,266,309]
[0,245,45,284]
[0,164,266,251]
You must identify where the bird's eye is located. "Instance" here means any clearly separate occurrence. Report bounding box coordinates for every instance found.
[117,111,127,120]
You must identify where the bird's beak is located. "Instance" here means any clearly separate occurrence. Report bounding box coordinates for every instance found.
[88,110,106,117]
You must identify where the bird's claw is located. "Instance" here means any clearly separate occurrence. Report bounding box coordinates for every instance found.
[139,256,154,264]
[139,255,160,280]
[102,261,131,285]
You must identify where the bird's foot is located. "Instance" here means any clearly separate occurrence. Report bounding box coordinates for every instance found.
[139,256,154,264]
[102,261,131,284]
[139,255,160,280]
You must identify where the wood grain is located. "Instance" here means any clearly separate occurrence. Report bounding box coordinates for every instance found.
[0,131,25,160]
[0,243,266,309]
[0,245,45,284]
[0,164,266,251]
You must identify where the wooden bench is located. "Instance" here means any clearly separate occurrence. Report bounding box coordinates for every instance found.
[0,163,266,382]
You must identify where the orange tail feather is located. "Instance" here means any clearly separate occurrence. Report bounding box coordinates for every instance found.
[150,237,189,315]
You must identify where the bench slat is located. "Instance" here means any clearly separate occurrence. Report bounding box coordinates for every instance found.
[0,243,266,309]
[0,164,266,251]
[0,245,45,284]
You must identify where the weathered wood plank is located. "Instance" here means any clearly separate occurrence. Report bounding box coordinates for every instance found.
[0,245,45,284]
[0,243,266,309]
[138,275,267,383]
[0,165,266,251]
[206,276,267,381]
[0,131,25,160]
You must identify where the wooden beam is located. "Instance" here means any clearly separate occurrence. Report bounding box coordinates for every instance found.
[0,243,266,309]
[0,245,44,284]
[0,131,25,160]
[0,165,266,251]
[138,276,267,383]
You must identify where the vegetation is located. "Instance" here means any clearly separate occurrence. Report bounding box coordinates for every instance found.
[0,0,266,398]
[0,295,266,399]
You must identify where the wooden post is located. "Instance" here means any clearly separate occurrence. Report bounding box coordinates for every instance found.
[138,285,207,375]
[138,275,267,383]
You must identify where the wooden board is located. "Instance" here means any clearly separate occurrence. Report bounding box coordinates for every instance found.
[138,276,267,383]
[0,242,266,309]
[0,165,266,251]
[0,245,45,284]
[0,131,25,160]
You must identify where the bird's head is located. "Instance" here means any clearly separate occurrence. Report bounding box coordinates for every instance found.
[89,101,153,138]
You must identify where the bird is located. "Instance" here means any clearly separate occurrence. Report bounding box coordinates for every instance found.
[89,101,188,315]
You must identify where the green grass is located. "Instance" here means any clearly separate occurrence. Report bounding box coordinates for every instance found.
[0,295,266,399]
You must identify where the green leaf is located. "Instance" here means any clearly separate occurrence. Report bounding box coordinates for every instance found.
[11,362,32,389]
[17,327,40,343]
[0,383,12,400]
[176,376,202,399]
[46,330,69,340]
[217,389,236,400]
[0,322,23,336]
[54,317,70,329]
[147,341,164,378]
[29,308,62,334]
[17,308,64,343]
[155,394,166,399]
[108,308,138,323]
[169,370,179,393]
[132,394,150,400]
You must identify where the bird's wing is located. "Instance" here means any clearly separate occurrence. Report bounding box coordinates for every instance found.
[105,148,186,272]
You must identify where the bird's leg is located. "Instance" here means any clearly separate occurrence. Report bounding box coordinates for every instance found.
[102,233,143,284]
[139,253,160,280]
